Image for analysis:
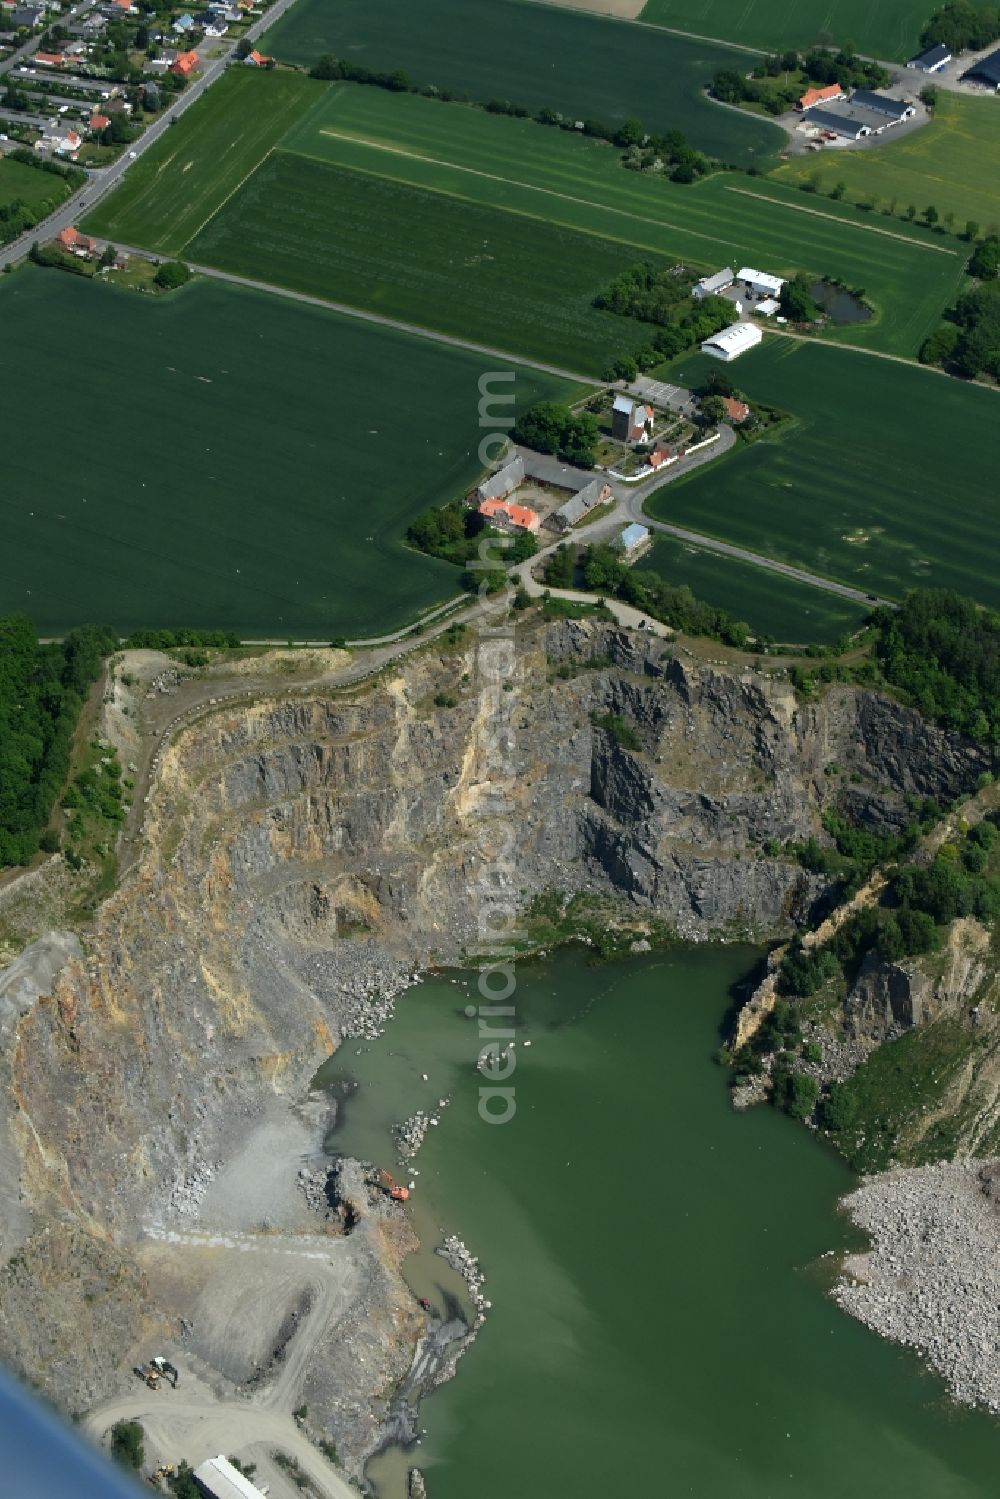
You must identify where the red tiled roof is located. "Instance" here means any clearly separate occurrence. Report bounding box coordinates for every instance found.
[89,113,110,129]
[171,48,199,74]
[799,83,843,108]
[723,397,751,423]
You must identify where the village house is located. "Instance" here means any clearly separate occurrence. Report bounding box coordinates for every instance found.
[478,497,541,534]
[10,3,44,28]
[170,48,199,77]
[54,225,96,257]
[88,112,110,132]
[172,11,195,31]
[722,397,750,424]
[244,48,270,65]
[40,125,82,156]
[549,478,613,532]
[34,50,67,66]
[648,446,677,472]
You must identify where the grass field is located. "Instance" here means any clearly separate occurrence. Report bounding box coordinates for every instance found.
[637,0,957,61]
[0,156,77,216]
[642,535,870,643]
[262,0,785,167]
[187,152,682,373]
[83,69,320,253]
[775,94,1000,238]
[280,86,967,357]
[646,339,1000,607]
[86,77,966,366]
[0,269,573,637]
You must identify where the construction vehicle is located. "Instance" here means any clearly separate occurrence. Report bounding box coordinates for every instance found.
[132,1364,161,1390]
[379,1169,410,1202]
[151,1463,176,1484]
[151,1356,179,1388]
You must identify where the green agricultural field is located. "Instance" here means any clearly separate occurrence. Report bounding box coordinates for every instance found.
[83,68,322,254]
[637,0,958,61]
[646,338,1000,607]
[281,86,966,357]
[186,152,678,374]
[0,269,572,637]
[642,536,870,643]
[0,156,76,215]
[775,93,1000,239]
[262,0,785,167]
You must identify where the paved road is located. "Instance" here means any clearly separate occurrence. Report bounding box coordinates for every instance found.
[0,0,300,270]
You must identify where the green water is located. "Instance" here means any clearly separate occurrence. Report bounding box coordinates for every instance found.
[317,947,1000,1498]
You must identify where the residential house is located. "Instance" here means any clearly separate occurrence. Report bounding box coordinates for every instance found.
[170,48,199,77]
[549,478,613,532]
[478,497,541,534]
[798,83,845,110]
[628,403,655,443]
[204,17,227,34]
[244,48,270,64]
[907,42,951,72]
[11,3,44,26]
[692,267,734,300]
[34,50,66,65]
[172,11,194,31]
[722,397,750,424]
[701,322,763,361]
[476,454,524,504]
[88,111,110,131]
[55,225,96,255]
[618,523,650,557]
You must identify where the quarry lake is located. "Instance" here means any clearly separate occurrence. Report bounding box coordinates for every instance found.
[317,946,1000,1498]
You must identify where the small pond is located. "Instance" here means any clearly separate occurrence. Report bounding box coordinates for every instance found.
[810,280,872,324]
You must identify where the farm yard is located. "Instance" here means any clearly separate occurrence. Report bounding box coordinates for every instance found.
[647,339,1000,609]
[637,0,945,62]
[642,536,871,644]
[262,0,786,167]
[0,270,573,638]
[186,153,678,374]
[775,94,1000,240]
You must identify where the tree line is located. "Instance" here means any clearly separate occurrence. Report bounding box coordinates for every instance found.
[712,46,889,116]
[920,237,1000,378]
[592,265,733,371]
[0,616,118,868]
[920,0,1000,53]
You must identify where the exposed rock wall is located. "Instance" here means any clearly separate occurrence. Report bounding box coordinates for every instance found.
[0,621,987,1433]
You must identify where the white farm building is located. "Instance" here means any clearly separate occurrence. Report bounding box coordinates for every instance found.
[701,322,762,362]
[737,267,786,299]
[693,267,734,300]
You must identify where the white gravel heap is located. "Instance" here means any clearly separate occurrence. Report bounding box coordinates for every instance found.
[835,1159,1000,1415]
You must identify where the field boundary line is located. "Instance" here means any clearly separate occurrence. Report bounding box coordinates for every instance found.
[309,128,746,252]
[763,325,1000,391]
[725,187,961,255]
[182,145,279,250]
[515,0,768,54]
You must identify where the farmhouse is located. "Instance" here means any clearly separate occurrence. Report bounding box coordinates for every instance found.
[799,83,845,110]
[194,1454,268,1499]
[693,267,734,300]
[737,267,785,299]
[701,322,762,361]
[244,48,270,64]
[171,48,199,76]
[477,454,524,503]
[722,397,750,424]
[478,497,540,533]
[907,42,951,72]
[618,522,650,557]
[549,478,612,531]
[962,49,1000,90]
[54,225,95,256]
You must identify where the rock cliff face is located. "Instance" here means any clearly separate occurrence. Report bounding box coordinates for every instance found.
[845,918,995,1041]
[0,620,987,1452]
